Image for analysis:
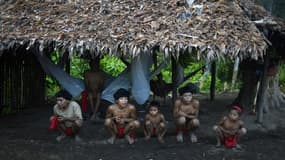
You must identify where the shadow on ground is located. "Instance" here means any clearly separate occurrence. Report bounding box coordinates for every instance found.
[1,93,285,160]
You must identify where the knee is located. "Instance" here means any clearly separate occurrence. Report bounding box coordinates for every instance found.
[192,119,200,127]
[240,128,247,135]
[177,117,186,125]
[131,120,140,128]
[49,116,55,122]
[145,120,151,127]
[159,122,166,129]
[104,118,112,127]
[213,125,219,132]
[75,119,83,127]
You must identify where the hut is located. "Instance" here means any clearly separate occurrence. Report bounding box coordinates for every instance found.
[235,0,285,122]
[0,0,273,112]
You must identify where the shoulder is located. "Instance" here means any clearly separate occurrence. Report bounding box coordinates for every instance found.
[128,104,136,110]
[145,114,150,118]
[159,113,165,119]
[69,101,80,108]
[53,104,59,112]
[174,99,182,106]
[192,99,199,106]
[221,116,228,122]
[53,104,58,109]
[107,104,117,110]
[238,119,244,126]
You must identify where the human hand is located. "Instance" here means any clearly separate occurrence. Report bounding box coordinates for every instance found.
[178,111,187,117]
[115,117,124,124]
[58,116,65,122]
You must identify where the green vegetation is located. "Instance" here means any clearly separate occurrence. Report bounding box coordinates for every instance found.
[45,53,246,99]
[279,64,285,92]
[100,56,127,76]
[1,105,17,115]
[45,51,285,99]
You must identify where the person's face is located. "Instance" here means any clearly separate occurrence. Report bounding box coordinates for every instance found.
[149,106,158,116]
[229,109,239,120]
[117,97,128,107]
[56,97,67,108]
[182,92,192,102]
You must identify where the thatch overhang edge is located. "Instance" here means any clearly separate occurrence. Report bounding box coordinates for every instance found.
[0,0,269,61]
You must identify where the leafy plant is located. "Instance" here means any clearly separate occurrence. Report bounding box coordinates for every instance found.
[279,64,285,92]
[100,56,127,76]
[1,105,16,115]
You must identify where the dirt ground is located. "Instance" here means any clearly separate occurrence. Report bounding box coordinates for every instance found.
[1,93,285,160]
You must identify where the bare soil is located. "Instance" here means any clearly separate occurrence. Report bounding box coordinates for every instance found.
[1,93,285,160]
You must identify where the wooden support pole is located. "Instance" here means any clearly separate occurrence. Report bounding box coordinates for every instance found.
[256,53,270,124]
[65,57,70,74]
[171,56,178,105]
[210,61,216,101]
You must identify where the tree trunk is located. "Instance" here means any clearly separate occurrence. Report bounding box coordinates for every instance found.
[233,60,258,111]
[90,56,100,71]
[265,73,285,110]
[256,54,270,123]
[199,60,211,89]
[231,57,240,91]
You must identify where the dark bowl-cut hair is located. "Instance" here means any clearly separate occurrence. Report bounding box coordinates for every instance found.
[149,100,160,108]
[56,90,72,100]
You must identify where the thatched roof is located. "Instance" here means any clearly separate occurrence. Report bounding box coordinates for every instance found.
[0,0,269,60]
[237,0,285,59]
[238,0,285,34]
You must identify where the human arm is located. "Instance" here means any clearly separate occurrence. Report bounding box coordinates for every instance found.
[58,102,83,122]
[173,99,181,118]
[105,105,114,119]
[160,114,167,124]
[122,105,137,123]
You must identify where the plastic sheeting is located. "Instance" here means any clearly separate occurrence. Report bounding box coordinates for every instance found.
[131,53,153,104]
[34,51,154,105]
[101,68,130,103]
[34,52,85,97]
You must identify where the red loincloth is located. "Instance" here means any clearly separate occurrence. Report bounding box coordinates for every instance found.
[65,127,73,136]
[176,127,189,135]
[81,90,88,113]
[224,135,237,148]
[116,126,135,139]
[49,116,58,131]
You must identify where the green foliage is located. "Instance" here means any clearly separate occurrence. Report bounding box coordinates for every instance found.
[70,56,90,79]
[100,56,127,76]
[217,59,234,83]
[1,105,16,115]
[279,64,285,92]
[45,51,247,98]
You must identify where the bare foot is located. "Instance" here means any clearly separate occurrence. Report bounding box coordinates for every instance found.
[176,132,183,142]
[75,135,83,143]
[215,142,222,147]
[56,134,66,142]
[158,136,165,143]
[190,133,197,143]
[107,136,116,144]
[90,114,96,122]
[125,135,134,144]
[145,135,151,141]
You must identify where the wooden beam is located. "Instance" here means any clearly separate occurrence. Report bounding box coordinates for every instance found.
[210,61,216,101]
[171,56,178,105]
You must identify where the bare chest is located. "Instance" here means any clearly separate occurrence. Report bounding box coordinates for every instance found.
[113,108,131,118]
[180,104,197,114]
[148,114,162,124]
[223,119,240,130]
